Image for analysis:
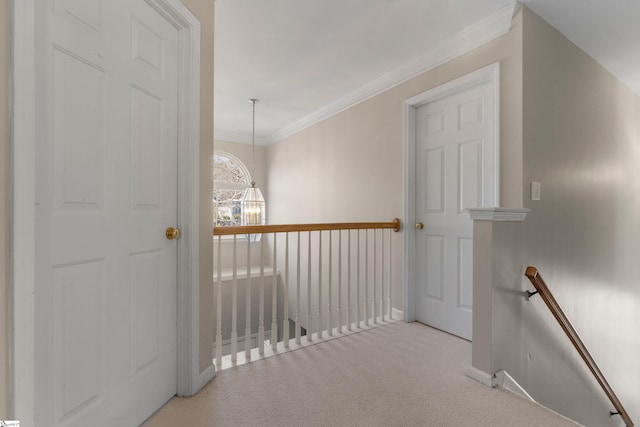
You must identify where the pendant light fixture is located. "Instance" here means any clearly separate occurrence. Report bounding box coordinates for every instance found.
[242,99,266,234]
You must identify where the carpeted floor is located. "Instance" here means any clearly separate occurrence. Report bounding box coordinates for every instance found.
[143,321,580,426]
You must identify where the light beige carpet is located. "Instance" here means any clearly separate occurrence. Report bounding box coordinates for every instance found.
[143,321,580,427]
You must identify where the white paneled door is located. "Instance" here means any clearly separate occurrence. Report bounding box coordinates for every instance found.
[414,75,496,341]
[35,1,179,425]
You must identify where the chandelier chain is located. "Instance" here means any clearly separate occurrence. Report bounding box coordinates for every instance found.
[250,98,258,186]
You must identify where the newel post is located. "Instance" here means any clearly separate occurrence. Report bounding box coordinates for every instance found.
[465,208,529,386]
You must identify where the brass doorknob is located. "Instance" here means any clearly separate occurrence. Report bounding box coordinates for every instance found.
[166,227,181,240]
[415,222,424,230]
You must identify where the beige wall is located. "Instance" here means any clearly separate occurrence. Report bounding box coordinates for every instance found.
[1,0,11,418]
[267,10,523,311]
[178,0,215,376]
[498,7,640,425]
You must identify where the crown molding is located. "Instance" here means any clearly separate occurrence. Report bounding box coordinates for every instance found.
[214,129,269,146]
[468,208,530,222]
[267,2,517,144]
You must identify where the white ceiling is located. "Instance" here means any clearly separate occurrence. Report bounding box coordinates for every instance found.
[214,0,640,145]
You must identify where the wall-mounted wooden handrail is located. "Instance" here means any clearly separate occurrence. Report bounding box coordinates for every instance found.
[213,218,401,236]
[525,266,633,427]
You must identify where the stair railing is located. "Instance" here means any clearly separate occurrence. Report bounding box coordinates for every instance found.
[213,218,401,370]
[525,266,633,427]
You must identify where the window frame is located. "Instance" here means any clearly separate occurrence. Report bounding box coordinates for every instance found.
[213,151,251,237]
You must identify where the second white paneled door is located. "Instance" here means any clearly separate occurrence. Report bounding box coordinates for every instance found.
[35,1,180,425]
[414,72,496,341]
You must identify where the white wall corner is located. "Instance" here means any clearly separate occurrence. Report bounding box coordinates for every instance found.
[391,308,404,321]
[468,208,529,221]
[464,365,493,387]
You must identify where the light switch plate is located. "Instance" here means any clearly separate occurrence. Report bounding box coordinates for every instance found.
[531,181,541,201]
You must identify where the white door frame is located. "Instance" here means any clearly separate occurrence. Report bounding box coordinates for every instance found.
[12,0,203,423]
[402,62,500,322]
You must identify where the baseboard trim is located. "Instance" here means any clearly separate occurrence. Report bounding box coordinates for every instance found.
[214,331,271,356]
[492,370,535,402]
[464,365,493,387]
[194,364,216,394]
[391,308,404,321]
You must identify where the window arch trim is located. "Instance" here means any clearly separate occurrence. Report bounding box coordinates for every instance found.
[213,151,251,228]
[213,150,251,191]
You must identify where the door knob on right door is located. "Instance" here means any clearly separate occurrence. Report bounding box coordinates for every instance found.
[415,222,424,230]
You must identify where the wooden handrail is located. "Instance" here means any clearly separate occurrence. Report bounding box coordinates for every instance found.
[524,266,633,427]
[213,218,401,236]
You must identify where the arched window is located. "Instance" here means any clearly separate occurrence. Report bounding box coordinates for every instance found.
[213,151,251,227]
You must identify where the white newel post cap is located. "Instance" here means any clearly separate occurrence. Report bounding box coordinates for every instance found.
[468,208,530,222]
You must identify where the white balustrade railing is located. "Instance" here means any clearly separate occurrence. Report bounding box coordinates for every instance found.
[213,219,401,369]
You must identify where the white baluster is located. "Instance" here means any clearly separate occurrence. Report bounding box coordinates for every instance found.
[347,230,352,331]
[388,229,393,319]
[272,233,279,351]
[338,230,343,334]
[318,231,323,340]
[216,235,223,369]
[231,235,238,363]
[284,232,290,349]
[328,230,333,336]
[258,236,265,355]
[245,238,252,358]
[295,232,301,345]
[356,229,361,329]
[307,231,312,342]
[381,229,386,322]
[364,229,369,327]
[373,229,377,324]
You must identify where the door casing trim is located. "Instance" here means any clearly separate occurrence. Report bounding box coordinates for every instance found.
[402,62,500,323]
